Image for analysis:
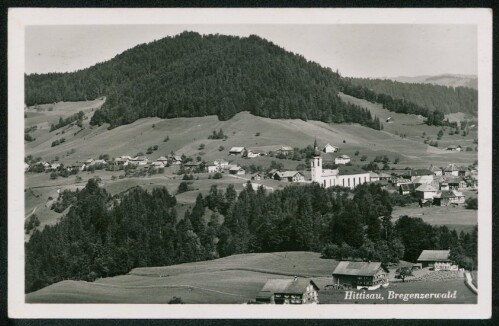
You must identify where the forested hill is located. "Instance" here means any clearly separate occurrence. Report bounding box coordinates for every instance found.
[25,31,475,129]
[26,32,381,130]
[347,77,478,115]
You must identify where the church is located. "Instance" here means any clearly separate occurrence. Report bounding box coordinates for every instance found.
[311,155,371,189]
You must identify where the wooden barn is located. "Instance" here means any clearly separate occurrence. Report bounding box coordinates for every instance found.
[417,250,452,269]
[256,277,319,304]
[332,261,389,290]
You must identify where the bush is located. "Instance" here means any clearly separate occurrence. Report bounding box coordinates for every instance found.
[218,146,225,152]
[213,172,223,179]
[169,296,183,304]
[50,172,58,179]
[360,155,368,162]
[163,136,170,142]
[255,132,260,136]
[354,150,359,156]
[177,181,191,194]
[465,197,478,210]
[198,144,205,150]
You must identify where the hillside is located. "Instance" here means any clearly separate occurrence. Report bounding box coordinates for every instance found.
[387,74,478,90]
[347,77,477,115]
[25,32,381,130]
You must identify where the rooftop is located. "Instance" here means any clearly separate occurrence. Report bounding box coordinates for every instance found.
[332,261,387,276]
[417,250,450,262]
[257,278,319,299]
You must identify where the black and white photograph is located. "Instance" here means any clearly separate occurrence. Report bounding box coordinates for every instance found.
[8,8,492,319]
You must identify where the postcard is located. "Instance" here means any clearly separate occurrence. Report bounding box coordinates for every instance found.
[8,8,492,319]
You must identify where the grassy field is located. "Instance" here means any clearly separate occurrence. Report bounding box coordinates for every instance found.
[25,251,476,304]
[392,204,477,230]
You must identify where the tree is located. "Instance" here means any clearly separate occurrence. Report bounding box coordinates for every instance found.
[177,182,190,194]
[397,266,412,282]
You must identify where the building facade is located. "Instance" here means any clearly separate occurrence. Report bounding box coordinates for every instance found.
[311,156,370,189]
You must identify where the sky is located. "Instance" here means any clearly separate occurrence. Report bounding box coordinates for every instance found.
[25,24,477,78]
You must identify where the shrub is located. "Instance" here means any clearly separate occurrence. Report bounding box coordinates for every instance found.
[354,150,360,156]
[198,144,205,150]
[213,172,223,179]
[163,136,170,142]
[465,197,478,210]
[177,181,191,194]
[255,132,260,136]
[218,146,225,152]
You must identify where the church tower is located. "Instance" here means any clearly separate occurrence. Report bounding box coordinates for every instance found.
[311,154,322,184]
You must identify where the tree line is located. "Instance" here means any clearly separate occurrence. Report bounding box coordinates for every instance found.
[25,179,477,293]
[346,77,477,115]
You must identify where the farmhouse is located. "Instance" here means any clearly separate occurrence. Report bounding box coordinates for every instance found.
[311,156,370,189]
[229,147,245,155]
[206,164,218,173]
[443,164,460,177]
[256,277,319,304]
[251,172,265,181]
[393,178,411,187]
[377,173,392,181]
[433,190,465,206]
[439,182,450,191]
[277,146,294,155]
[369,172,380,182]
[412,175,434,187]
[214,159,229,169]
[446,177,467,190]
[332,261,389,290]
[273,171,305,182]
[169,155,182,165]
[409,169,434,180]
[415,184,438,200]
[229,166,246,175]
[323,143,339,153]
[429,164,443,176]
[446,145,462,152]
[157,156,168,162]
[417,250,453,270]
[247,150,266,158]
[399,183,416,195]
[334,155,351,165]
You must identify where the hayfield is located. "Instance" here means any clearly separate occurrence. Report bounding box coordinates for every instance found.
[392,204,477,227]
[26,252,337,303]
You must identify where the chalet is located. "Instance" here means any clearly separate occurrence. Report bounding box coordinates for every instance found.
[229,147,245,155]
[393,178,411,187]
[457,166,469,177]
[169,155,182,165]
[267,169,279,178]
[433,190,465,206]
[369,172,380,182]
[334,155,351,165]
[277,146,294,155]
[447,177,467,190]
[274,171,305,183]
[214,159,229,169]
[399,183,416,195]
[256,277,319,304]
[417,250,453,270]
[206,164,218,173]
[229,166,245,175]
[150,161,165,169]
[439,182,450,191]
[415,184,438,200]
[332,261,389,290]
[323,144,339,153]
[251,172,265,181]
[121,155,133,161]
[157,156,169,162]
[50,163,62,171]
[429,164,443,176]
[443,164,460,177]
[446,145,462,152]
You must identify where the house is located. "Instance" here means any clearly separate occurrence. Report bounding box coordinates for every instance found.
[246,150,266,158]
[417,250,453,270]
[393,178,411,187]
[277,146,294,155]
[446,145,462,152]
[439,182,450,191]
[184,162,201,168]
[229,166,245,175]
[443,164,460,177]
[229,147,245,155]
[256,277,319,304]
[251,172,265,181]
[274,171,305,183]
[399,183,416,195]
[457,166,469,177]
[377,173,392,181]
[334,155,351,165]
[206,164,218,173]
[332,261,389,290]
[447,177,467,190]
[169,155,182,165]
[409,169,434,181]
[214,159,229,169]
[157,156,169,162]
[369,172,380,182]
[429,164,443,176]
[433,190,465,206]
[323,144,339,153]
[415,184,438,200]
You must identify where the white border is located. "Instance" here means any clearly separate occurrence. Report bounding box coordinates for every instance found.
[8,8,492,319]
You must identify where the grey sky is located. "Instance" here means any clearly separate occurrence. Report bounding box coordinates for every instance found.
[25,24,477,78]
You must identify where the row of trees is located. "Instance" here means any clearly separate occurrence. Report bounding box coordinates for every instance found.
[50,111,85,131]
[25,179,478,294]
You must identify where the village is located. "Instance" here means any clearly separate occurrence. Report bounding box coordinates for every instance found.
[25,139,478,209]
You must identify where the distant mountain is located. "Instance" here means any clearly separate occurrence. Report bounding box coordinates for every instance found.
[384,74,477,90]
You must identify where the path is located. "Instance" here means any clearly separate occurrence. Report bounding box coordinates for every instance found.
[464,272,478,294]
